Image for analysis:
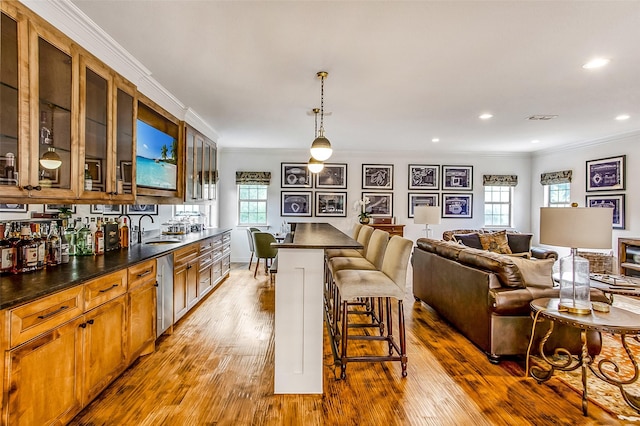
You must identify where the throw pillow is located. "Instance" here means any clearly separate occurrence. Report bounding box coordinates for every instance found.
[478,230,512,254]
[506,233,533,254]
[510,257,555,288]
[453,233,483,249]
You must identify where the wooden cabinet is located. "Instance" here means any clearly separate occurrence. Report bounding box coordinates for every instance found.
[6,316,85,426]
[173,243,199,321]
[127,260,157,362]
[198,238,214,298]
[78,54,136,203]
[369,223,405,237]
[619,238,640,277]
[82,295,127,405]
[185,124,217,203]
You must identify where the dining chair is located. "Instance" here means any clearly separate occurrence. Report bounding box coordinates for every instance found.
[252,232,278,278]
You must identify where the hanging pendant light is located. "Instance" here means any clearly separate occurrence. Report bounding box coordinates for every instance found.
[39,105,62,170]
[308,108,324,173]
[310,71,333,161]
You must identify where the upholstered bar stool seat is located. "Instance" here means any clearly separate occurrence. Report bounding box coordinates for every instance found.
[329,229,389,275]
[326,225,373,260]
[332,236,413,379]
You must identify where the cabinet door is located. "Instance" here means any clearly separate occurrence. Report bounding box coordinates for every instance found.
[173,262,189,322]
[128,278,156,363]
[0,6,29,198]
[185,127,196,201]
[198,254,214,298]
[83,295,127,405]
[5,316,84,426]
[28,22,78,200]
[186,262,198,309]
[112,76,136,202]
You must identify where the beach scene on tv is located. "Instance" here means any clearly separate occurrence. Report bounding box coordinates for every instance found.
[136,120,178,190]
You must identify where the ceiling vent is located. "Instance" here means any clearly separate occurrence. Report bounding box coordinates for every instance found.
[527,115,558,121]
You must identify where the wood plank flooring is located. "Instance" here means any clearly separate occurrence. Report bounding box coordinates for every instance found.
[69,263,621,425]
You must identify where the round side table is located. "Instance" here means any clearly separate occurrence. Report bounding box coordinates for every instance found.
[529,297,640,416]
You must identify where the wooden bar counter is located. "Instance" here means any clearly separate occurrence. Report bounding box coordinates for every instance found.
[272,223,361,394]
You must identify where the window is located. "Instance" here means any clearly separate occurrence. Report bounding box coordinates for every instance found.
[484,186,512,227]
[545,183,571,207]
[238,184,268,226]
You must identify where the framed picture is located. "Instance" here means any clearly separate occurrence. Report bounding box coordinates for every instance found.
[315,163,347,189]
[408,164,439,190]
[362,192,393,218]
[281,191,312,217]
[120,161,133,191]
[442,193,473,218]
[85,158,103,185]
[315,192,347,217]
[408,192,439,218]
[362,164,393,190]
[442,165,473,191]
[45,204,76,214]
[586,194,625,229]
[90,204,123,215]
[281,163,312,188]
[586,155,625,192]
[126,204,158,215]
[0,204,27,212]
[38,166,59,185]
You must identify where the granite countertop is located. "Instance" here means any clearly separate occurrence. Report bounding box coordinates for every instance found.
[273,223,362,250]
[0,227,231,310]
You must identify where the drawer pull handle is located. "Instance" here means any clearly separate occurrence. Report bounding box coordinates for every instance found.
[87,319,95,325]
[37,305,69,320]
[137,270,152,278]
[99,284,119,293]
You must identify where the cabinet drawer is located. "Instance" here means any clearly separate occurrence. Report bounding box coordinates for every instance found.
[84,270,128,311]
[9,286,84,348]
[199,238,214,256]
[128,259,156,290]
[174,244,199,267]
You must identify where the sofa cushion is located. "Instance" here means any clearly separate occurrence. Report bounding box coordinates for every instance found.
[457,247,525,288]
[506,233,533,254]
[453,233,483,249]
[478,230,512,254]
[509,257,554,288]
[433,240,466,261]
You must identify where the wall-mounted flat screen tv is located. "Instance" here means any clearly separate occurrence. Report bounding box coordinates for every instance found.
[136,119,177,191]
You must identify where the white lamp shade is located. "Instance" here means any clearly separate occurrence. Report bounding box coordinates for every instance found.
[414,206,441,225]
[307,157,324,173]
[310,136,332,161]
[540,207,612,249]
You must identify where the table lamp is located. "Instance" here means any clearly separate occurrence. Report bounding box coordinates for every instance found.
[540,205,612,314]
[414,205,441,238]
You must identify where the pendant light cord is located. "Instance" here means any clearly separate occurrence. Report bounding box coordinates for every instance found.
[319,75,325,132]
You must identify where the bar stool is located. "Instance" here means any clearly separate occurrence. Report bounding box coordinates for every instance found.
[333,236,413,379]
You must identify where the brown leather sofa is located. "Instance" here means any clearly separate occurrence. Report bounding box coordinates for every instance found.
[412,238,603,363]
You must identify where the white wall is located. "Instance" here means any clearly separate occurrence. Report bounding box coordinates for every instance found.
[220,148,532,263]
[531,132,640,258]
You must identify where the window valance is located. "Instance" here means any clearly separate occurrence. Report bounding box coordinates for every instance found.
[482,175,518,186]
[235,171,271,185]
[540,170,572,185]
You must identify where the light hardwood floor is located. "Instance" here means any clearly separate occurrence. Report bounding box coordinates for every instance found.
[69,263,620,425]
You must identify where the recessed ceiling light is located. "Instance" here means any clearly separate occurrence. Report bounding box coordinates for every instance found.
[479,113,493,120]
[582,58,610,69]
[531,139,540,144]
[431,138,440,143]
[616,114,630,121]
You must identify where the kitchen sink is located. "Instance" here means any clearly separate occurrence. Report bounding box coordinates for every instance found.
[144,239,182,245]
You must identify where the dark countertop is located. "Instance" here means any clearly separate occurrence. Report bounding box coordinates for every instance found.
[273,223,361,250]
[0,228,231,310]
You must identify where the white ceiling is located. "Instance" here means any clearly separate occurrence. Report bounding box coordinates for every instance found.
[70,0,640,154]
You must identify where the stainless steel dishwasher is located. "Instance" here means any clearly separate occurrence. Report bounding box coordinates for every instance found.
[156,254,174,337]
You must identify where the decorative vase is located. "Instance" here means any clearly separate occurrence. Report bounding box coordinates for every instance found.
[359,216,370,225]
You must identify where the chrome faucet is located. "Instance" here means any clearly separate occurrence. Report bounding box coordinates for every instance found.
[138,214,155,243]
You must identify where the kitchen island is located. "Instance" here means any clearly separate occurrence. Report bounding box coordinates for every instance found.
[272,223,361,394]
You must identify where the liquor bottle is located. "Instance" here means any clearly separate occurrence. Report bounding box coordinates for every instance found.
[31,223,46,270]
[76,218,93,256]
[84,163,93,191]
[60,219,70,263]
[65,218,79,256]
[46,221,62,266]
[119,217,129,249]
[5,153,15,181]
[16,226,38,273]
[94,217,105,255]
[0,223,16,275]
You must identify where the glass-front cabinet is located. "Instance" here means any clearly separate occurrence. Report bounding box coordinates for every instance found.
[185,124,217,203]
[79,55,136,202]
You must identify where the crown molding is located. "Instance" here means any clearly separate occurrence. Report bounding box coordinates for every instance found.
[184,108,219,142]
[532,130,640,157]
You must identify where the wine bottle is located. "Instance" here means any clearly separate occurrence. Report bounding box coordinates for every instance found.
[84,163,93,191]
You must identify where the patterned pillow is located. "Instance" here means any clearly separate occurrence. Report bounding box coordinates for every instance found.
[478,230,512,254]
